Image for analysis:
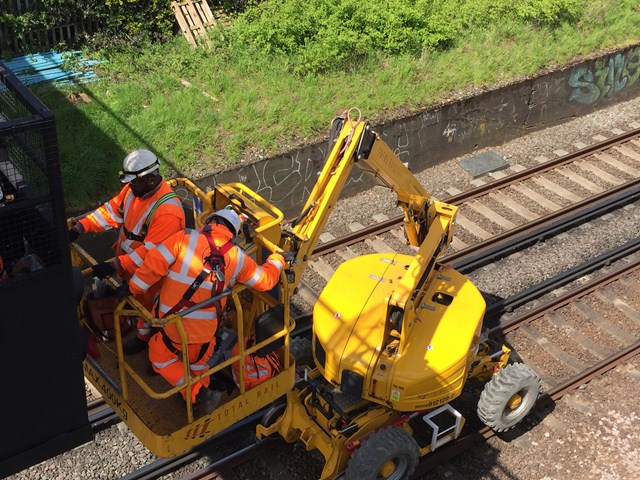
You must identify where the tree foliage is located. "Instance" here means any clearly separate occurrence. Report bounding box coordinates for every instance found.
[0,0,175,55]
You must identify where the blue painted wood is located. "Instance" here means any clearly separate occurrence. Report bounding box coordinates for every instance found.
[3,50,102,86]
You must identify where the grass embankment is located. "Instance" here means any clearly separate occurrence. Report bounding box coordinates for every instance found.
[29,0,640,211]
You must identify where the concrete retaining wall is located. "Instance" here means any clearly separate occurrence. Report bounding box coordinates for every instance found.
[206,44,640,217]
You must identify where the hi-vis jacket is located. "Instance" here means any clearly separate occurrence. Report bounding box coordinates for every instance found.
[129,224,286,344]
[78,181,185,279]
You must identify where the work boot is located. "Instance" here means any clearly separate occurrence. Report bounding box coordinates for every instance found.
[194,388,222,417]
[123,337,147,355]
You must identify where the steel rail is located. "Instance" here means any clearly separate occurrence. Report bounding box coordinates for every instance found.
[313,128,640,256]
[293,184,640,332]
[412,259,640,477]
[483,237,640,324]
[118,411,266,480]
[447,178,640,271]
[412,339,640,477]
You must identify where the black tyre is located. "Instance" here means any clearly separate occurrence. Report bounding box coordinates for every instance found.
[290,337,314,367]
[261,395,287,429]
[345,427,420,480]
[477,362,540,432]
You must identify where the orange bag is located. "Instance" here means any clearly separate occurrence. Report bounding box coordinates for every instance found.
[85,292,132,340]
[232,335,281,390]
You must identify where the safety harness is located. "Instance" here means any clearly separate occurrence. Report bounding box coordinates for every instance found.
[120,191,178,242]
[160,230,233,360]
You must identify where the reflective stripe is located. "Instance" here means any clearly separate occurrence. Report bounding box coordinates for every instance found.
[228,248,244,287]
[131,274,152,292]
[158,303,217,320]
[91,210,113,230]
[179,231,199,276]
[246,368,269,378]
[190,363,209,371]
[144,241,157,249]
[104,202,123,224]
[166,270,213,290]
[244,266,264,287]
[153,358,178,369]
[165,197,183,209]
[130,250,144,267]
[157,243,176,265]
[121,238,135,253]
[267,258,284,271]
[138,327,152,335]
[175,376,185,386]
[123,191,134,213]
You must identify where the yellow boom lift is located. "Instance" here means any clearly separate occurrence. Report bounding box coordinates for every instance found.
[73,108,540,479]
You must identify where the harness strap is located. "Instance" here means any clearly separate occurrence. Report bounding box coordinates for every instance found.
[163,232,234,320]
[160,329,210,363]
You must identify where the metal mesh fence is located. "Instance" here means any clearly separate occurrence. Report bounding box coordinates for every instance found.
[0,61,66,283]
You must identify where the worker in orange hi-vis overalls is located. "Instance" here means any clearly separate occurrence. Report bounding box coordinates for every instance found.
[68,150,185,354]
[128,208,291,416]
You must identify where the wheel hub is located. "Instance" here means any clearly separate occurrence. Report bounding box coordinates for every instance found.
[380,460,396,477]
[507,393,523,410]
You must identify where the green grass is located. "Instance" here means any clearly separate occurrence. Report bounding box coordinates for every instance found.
[28,0,640,211]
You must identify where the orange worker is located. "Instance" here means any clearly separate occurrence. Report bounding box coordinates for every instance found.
[69,149,185,353]
[128,208,290,416]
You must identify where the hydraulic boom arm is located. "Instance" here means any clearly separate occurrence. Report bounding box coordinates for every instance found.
[281,108,457,301]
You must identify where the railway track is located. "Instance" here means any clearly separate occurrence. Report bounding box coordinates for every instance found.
[77,126,640,479]
[414,255,640,477]
[296,126,640,309]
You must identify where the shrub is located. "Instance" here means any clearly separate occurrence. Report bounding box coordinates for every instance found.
[228,0,582,76]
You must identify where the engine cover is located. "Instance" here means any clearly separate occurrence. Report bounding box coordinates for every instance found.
[313,253,485,411]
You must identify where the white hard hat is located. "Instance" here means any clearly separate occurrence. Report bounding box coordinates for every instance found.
[206,208,242,235]
[119,149,160,183]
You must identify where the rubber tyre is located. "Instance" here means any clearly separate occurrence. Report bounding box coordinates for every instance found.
[261,395,287,429]
[290,337,314,367]
[345,427,420,480]
[477,362,540,432]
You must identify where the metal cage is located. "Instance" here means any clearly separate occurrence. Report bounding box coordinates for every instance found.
[0,62,92,478]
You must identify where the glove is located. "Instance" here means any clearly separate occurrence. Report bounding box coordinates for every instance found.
[281,251,298,266]
[92,261,115,279]
[115,284,131,300]
[68,228,79,243]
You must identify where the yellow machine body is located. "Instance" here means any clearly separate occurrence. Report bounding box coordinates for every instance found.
[73,111,512,474]
[256,111,513,479]
[314,254,485,412]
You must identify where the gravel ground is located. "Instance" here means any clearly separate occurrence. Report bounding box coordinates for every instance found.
[8,94,640,480]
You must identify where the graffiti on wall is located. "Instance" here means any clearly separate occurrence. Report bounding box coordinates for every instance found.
[431,94,523,146]
[207,45,640,215]
[569,47,640,104]
[232,140,367,213]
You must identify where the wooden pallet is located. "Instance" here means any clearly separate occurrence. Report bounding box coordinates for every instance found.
[172,0,217,49]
